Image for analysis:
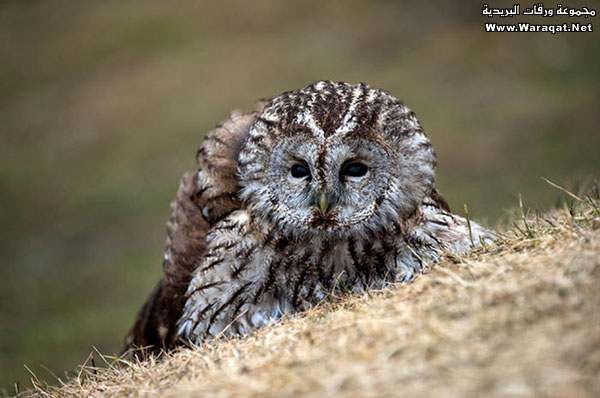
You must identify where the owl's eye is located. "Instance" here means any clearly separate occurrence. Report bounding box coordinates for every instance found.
[290,164,311,179]
[341,162,368,178]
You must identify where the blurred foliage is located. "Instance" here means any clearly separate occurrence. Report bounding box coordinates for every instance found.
[0,0,598,392]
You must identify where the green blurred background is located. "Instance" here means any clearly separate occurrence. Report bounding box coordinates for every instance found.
[0,0,598,392]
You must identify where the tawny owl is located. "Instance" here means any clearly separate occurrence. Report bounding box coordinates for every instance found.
[123,81,493,353]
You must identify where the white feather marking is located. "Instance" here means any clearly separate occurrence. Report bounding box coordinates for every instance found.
[260,107,281,123]
[314,81,327,90]
[366,90,377,102]
[296,108,325,142]
[229,210,250,225]
[334,84,363,136]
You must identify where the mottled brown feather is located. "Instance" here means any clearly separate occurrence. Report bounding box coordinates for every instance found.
[430,187,451,212]
[122,102,266,354]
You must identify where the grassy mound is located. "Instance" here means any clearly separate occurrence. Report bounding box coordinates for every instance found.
[24,198,600,398]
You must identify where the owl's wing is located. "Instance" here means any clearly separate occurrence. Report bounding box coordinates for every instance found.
[122,102,267,355]
[413,189,495,259]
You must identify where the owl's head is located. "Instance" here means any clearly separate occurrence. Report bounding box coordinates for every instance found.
[238,81,436,239]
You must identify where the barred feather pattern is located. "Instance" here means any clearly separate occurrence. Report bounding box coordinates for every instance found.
[124,81,494,352]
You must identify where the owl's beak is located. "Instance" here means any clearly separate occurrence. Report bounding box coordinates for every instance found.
[318,189,329,216]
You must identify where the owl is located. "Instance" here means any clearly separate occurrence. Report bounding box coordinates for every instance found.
[123,81,493,353]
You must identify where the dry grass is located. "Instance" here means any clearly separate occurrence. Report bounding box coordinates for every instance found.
[22,196,600,398]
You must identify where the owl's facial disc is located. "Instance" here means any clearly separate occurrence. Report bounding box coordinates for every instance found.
[263,136,394,233]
